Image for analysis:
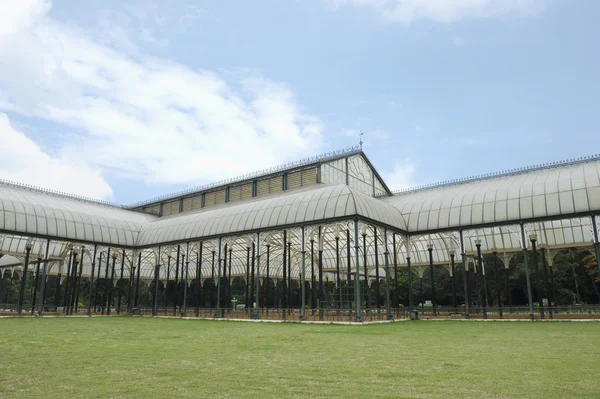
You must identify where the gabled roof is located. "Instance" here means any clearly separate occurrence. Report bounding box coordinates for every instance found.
[127,146,367,208]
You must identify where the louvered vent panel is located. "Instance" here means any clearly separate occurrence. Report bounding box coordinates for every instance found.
[215,189,226,205]
[302,168,318,186]
[204,192,216,208]
[191,195,202,210]
[241,183,253,199]
[288,171,302,189]
[143,205,160,215]
[182,198,193,212]
[257,179,269,196]
[269,176,283,193]
[229,186,242,202]
[162,200,179,216]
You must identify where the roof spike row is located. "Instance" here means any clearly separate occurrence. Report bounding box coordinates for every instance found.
[128,144,362,207]
[393,152,600,196]
[0,178,125,209]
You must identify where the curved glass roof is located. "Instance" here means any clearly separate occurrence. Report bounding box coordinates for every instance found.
[0,182,406,248]
[137,184,407,247]
[2,153,600,283]
[0,182,155,247]
[383,160,600,233]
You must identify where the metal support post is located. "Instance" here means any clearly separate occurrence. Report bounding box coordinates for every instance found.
[475,240,487,319]
[255,232,261,320]
[354,218,362,322]
[31,260,41,315]
[374,227,381,312]
[266,243,271,314]
[393,234,399,315]
[87,245,98,316]
[37,239,51,316]
[428,243,436,315]
[17,244,32,315]
[64,249,74,311]
[383,229,392,320]
[450,250,456,313]
[300,227,306,320]
[215,238,222,318]
[318,228,324,321]
[102,248,111,315]
[362,230,369,310]
[406,236,414,313]
[74,247,86,313]
[336,233,341,311]
[94,252,102,313]
[520,224,535,320]
[183,242,190,316]
[134,252,142,308]
[174,245,180,315]
[540,247,552,319]
[107,253,117,316]
[310,238,315,310]
[460,231,470,319]
[117,250,125,314]
[493,252,502,317]
[530,234,545,320]
[153,246,162,317]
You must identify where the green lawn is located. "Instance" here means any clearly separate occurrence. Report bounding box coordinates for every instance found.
[0,318,598,398]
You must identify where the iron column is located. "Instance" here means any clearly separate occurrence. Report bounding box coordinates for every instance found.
[362,228,369,310]
[529,233,545,320]
[87,245,98,316]
[134,252,142,308]
[354,218,362,322]
[300,227,306,320]
[74,246,86,314]
[37,238,51,316]
[450,250,456,313]
[318,230,324,321]
[383,229,392,320]
[102,248,111,315]
[31,259,41,315]
[255,232,261,320]
[335,230,342,311]
[427,242,436,315]
[183,242,190,316]
[374,227,381,312]
[215,237,222,318]
[406,235,414,312]
[116,250,125,314]
[94,251,103,313]
[475,240,487,319]
[520,224,535,320]
[107,252,117,316]
[153,246,162,316]
[460,231,470,319]
[393,234,399,315]
[17,243,32,315]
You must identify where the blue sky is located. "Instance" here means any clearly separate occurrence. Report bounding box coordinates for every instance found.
[1,0,598,204]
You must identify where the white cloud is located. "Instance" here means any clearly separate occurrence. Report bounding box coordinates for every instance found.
[0,0,50,35]
[0,1,323,201]
[383,159,417,191]
[0,113,112,199]
[332,0,545,24]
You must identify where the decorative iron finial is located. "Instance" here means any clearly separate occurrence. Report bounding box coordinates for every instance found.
[359,131,364,150]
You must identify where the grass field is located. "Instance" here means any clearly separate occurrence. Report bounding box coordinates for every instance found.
[0,318,598,398]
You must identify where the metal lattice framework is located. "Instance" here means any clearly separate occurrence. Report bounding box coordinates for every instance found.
[1,149,600,321]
